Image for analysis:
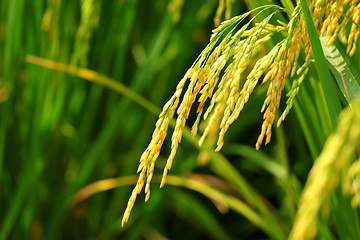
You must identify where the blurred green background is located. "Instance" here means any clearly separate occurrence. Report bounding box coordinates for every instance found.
[0,0,318,239]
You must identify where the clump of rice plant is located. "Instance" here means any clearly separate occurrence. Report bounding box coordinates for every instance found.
[122,0,360,226]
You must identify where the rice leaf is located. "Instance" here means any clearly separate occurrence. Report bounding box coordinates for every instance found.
[320,36,360,105]
[300,0,342,130]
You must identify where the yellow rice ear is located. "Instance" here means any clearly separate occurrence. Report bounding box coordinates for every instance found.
[122,0,360,226]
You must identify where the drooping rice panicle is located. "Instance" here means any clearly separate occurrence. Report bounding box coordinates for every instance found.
[121,68,192,226]
[289,96,360,240]
[344,158,360,207]
[277,61,311,127]
[256,6,303,149]
[347,3,360,56]
[123,1,360,226]
[214,0,235,27]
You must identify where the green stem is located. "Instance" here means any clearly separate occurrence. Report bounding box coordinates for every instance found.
[300,0,342,130]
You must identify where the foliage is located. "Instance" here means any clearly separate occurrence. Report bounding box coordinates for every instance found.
[2,0,360,239]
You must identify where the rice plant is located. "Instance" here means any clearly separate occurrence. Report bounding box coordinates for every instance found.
[2,0,360,239]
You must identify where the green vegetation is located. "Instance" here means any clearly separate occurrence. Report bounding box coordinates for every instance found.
[1,0,360,239]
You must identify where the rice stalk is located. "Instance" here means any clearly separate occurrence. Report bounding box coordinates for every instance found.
[71,0,100,66]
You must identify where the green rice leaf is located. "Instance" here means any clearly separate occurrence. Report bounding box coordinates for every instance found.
[320,36,360,105]
[300,0,342,130]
